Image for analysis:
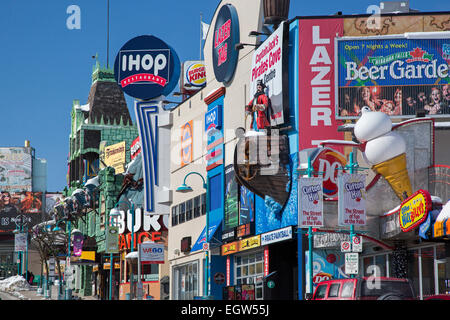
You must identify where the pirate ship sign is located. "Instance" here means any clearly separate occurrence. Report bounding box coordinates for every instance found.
[233,126,291,212]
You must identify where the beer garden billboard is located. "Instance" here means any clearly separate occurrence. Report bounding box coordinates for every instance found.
[336,36,450,118]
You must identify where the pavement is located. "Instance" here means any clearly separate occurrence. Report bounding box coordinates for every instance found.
[2,285,99,301]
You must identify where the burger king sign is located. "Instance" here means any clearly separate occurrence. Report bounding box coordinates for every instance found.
[182,61,206,91]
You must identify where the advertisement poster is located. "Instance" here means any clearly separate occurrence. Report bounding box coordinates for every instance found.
[338,173,367,227]
[45,193,63,215]
[104,141,126,174]
[0,147,32,192]
[337,37,450,118]
[249,21,288,127]
[298,177,324,227]
[224,165,239,230]
[14,232,27,252]
[298,18,344,152]
[72,233,84,257]
[239,186,254,225]
[305,250,348,293]
[0,192,43,232]
[139,242,164,264]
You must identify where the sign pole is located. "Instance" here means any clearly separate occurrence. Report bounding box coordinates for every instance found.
[348,151,356,278]
[307,156,314,296]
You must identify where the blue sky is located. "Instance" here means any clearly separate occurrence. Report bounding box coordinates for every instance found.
[0,0,447,192]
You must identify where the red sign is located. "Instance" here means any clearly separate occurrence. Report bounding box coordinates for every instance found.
[311,147,347,198]
[118,231,162,251]
[313,272,332,284]
[130,136,141,160]
[264,246,269,277]
[298,19,344,152]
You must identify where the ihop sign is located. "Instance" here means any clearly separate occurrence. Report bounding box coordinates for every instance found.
[205,105,223,132]
[114,35,180,100]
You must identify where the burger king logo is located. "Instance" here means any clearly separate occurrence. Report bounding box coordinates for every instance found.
[185,62,206,87]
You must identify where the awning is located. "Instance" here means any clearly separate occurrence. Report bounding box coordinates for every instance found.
[190,219,222,252]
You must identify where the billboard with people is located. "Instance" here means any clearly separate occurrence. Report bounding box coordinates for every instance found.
[336,36,450,118]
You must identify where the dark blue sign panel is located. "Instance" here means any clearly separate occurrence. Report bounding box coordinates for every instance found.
[205,105,223,131]
[337,37,450,118]
[114,35,180,100]
[212,4,240,84]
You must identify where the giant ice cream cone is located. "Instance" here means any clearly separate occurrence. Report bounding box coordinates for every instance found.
[372,153,412,201]
[354,107,413,202]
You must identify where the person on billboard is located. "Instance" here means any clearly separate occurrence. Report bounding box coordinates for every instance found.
[354,86,380,113]
[425,87,445,114]
[246,80,272,131]
[441,84,450,109]
[380,88,402,116]
[0,192,19,214]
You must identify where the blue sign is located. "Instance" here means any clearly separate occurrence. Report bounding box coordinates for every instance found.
[205,105,223,132]
[212,4,240,84]
[419,212,432,240]
[114,35,180,100]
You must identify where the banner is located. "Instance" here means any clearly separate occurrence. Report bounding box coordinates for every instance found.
[104,141,126,174]
[298,18,344,152]
[249,21,289,127]
[337,37,450,118]
[224,165,239,230]
[338,173,367,226]
[0,192,43,232]
[139,242,164,264]
[298,177,324,227]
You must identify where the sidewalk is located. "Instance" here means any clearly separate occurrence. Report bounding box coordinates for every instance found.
[17,285,99,301]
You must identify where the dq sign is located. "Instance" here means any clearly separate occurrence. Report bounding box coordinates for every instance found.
[114,35,180,100]
[311,148,347,198]
[399,189,432,232]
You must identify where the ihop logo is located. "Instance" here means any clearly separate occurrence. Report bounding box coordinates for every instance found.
[114,35,180,100]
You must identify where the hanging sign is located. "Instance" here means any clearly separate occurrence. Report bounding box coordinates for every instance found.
[114,35,180,100]
[139,242,164,264]
[298,177,324,227]
[212,4,240,83]
[338,173,367,227]
[399,189,432,232]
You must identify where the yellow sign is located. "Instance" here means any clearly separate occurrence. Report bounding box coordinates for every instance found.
[399,189,431,232]
[80,251,96,261]
[221,241,239,256]
[239,235,260,252]
[104,141,126,174]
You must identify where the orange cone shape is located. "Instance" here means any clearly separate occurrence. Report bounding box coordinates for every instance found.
[372,153,412,201]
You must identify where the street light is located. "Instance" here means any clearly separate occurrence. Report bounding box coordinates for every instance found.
[176,171,209,298]
[110,200,135,299]
[108,208,121,300]
[13,215,28,281]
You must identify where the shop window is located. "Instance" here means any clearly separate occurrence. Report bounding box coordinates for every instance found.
[171,205,178,226]
[420,247,436,297]
[178,202,186,224]
[235,251,264,300]
[201,193,206,215]
[141,264,159,282]
[193,196,201,218]
[173,261,198,300]
[186,199,193,221]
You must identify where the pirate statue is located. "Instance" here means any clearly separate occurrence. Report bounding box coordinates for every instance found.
[246,80,273,131]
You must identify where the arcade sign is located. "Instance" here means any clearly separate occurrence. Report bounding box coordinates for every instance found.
[114,35,180,100]
[212,4,240,84]
[399,189,432,232]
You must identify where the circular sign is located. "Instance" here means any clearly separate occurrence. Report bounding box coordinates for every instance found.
[114,35,180,100]
[267,280,275,288]
[312,148,347,198]
[214,272,225,285]
[212,4,240,84]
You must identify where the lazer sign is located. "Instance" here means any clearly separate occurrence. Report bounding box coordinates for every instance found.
[399,189,432,232]
[114,35,180,100]
[212,4,239,83]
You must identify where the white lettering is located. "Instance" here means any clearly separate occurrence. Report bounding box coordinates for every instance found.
[66,5,81,30]
[311,66,330,85]
[311,107,332,126]
[312,87,330,105]
[312,26,330,44]
[310,46,332,65]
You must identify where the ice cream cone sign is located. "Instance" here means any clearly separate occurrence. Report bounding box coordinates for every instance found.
[354,107,412,201]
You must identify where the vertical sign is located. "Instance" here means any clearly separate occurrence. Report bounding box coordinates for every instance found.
[249,21,289,127]
[135,101,159,215]
[338,173,367,227]
[264,246,269,277]
[345,252,359,275]
[298,177,324,227]
[298,19,344,152]
[226,255,231,286]
[14,233,27,252]
[180,120,194,167]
